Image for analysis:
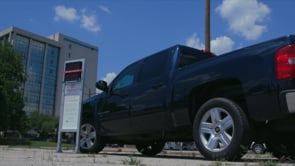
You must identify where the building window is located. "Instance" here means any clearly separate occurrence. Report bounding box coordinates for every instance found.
[23,39,45,113]
[42,45,59,115]
[13,35,29,65]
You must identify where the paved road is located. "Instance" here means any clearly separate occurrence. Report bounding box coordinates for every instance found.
[0,146,294,166]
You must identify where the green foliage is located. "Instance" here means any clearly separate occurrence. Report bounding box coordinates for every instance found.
[0,42,26,133]
[27,112,58,138]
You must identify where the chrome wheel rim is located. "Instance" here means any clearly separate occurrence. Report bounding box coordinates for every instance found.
[80,123,96,149]
[199,107,234,152]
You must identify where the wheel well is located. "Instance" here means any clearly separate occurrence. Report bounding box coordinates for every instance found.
[189,78,248,121]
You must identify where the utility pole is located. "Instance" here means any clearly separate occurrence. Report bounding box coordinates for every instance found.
[205,0,211,52]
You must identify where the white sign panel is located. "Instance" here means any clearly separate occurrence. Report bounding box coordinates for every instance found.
[61,95,81,130]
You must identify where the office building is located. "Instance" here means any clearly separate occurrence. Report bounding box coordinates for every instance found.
[0,26,98,116]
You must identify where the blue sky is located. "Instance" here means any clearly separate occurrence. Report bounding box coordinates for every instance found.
[1,0,294,83]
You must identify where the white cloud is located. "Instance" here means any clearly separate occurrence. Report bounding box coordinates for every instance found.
[185,33,234,55]
[53,5,101,33]
[102,72,117,85]
[81,14,101,32]
[99,5,111,14]
[54,5,79,22]
[216,0,271,40]
[185,33,204,50]
[211,36,234,55]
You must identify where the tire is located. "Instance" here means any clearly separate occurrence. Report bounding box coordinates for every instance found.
[136,141,165,156]
[193,98,251,161]
[252,143,266,154]
[80,120,105,153]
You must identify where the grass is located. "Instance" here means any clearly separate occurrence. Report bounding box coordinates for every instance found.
[121,156,146,166]
[214,161,223,166]
[30,140,73,148]
[0,138,73,148]
[258,161,278,166]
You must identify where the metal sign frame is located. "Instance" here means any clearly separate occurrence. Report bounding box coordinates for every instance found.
[56,58,85,153]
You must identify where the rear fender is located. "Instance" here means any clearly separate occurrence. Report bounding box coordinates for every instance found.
[190,78,247,120]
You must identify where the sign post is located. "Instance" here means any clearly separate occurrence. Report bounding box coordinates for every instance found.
[56,59,85,153]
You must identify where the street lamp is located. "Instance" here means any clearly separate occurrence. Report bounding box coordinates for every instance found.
[205,0,211,52]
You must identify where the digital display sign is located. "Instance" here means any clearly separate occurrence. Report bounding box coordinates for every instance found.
[65,61,83,71]
[64,61,83,82]
[64,72,82,82]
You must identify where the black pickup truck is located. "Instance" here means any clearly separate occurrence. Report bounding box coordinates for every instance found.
[80,35,295,161]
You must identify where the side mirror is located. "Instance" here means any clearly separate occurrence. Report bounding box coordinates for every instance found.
[96,80,108,92]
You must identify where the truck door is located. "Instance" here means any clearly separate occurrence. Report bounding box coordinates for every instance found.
[98,61,142,136]
[130,49,174,134]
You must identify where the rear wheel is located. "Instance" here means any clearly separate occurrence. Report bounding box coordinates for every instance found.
[193,98,251,161]
[136,141,165,156]
[80,120,105,153]
[252,143,266,154]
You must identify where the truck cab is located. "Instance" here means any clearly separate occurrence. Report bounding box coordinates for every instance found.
[80,45,213,155]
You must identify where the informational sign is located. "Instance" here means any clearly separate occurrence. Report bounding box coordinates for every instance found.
[57,59,85,153]
[61,82,83,130]
[62,95,80,130]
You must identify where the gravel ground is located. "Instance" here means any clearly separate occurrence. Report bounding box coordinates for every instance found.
[0,146,295,166]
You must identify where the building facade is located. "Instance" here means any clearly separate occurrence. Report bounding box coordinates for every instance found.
[0,26,98,116]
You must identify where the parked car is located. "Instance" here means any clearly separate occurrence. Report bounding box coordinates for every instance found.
[164,142,182,150]
[182,142,197,151]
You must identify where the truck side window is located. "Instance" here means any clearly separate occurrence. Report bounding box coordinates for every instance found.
[139,50,170,82]
[113,75,134,90]
[112,61,142,91]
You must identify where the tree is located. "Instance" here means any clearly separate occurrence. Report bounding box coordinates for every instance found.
[0,42,26,134]
[27,112,59,139]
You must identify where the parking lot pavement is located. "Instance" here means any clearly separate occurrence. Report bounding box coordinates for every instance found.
[0,146,293,166]
[0,146,123,166]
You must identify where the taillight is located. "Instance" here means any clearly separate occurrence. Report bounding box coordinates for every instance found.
[201,50,215,56]
[275,44,295,80]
